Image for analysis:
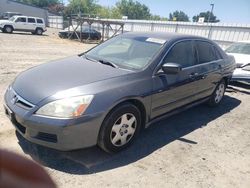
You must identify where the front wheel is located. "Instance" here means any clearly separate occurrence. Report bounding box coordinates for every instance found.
[208,79,226,106]
[98,103,141,153]
[4,26,13,33]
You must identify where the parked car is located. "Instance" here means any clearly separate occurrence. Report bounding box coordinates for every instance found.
[4,32,235,153]
[230,64,250,83]
[0,16,46,35]
[225,41,250,83]
[0,12,22,20]
[59,26,101,40]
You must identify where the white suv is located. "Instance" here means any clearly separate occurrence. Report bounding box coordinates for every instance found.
[0,16,46,35]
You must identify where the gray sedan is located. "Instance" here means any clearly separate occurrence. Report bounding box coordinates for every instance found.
[4,32,235,153]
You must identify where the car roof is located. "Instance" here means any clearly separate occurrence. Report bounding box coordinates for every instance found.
[15,15,44,20]
[121,32,209,41]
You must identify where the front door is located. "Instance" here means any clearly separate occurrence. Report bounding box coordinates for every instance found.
[14,17,27,30]
[151,40,200,119]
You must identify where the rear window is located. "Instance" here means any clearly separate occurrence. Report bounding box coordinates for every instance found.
[37,19,43,24]
[28,18,35,23]
[195,41,218,64]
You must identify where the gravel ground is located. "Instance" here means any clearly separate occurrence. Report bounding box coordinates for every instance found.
[0,28,249,188]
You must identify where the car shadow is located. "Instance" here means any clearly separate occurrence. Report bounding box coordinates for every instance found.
[16,95,241,174]
[0,32,48,36]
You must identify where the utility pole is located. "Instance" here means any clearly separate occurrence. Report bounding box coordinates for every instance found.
[208,3,214,23]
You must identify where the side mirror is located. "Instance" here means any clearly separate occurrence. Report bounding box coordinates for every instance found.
[161,62,182,74]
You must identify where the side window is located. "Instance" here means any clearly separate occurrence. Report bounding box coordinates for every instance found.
[163,41,195,68]
[196,41,218,64]
[36,19,43,24]
[28,18,35,23]
[16,17,26,23]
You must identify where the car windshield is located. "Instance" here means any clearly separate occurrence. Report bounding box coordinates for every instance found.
[225,42,250,55]
[85,35,165,70]
[9,16,16,21]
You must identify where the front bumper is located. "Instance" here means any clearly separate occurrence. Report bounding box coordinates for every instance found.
[4,90,104,151]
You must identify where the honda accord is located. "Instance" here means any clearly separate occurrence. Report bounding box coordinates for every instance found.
[4,32,236,153]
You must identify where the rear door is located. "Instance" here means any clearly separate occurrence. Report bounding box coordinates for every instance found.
[151,40,200,119]
[27,17,36,31]
[193,40,223,99]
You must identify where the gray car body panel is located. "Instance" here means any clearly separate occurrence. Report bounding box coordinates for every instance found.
[4,32,236,151]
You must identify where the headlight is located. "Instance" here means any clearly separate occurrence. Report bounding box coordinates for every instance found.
[36,95,94,118]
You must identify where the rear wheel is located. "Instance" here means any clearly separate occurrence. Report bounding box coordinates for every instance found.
[4,26,13,33]
[98,103,141,153]
[36,28,43,35]
[208,79,226,106]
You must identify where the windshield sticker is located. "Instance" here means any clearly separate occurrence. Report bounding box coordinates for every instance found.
[146,38,166,44]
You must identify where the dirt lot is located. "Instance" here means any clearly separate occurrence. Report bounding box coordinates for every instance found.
[0,28,250,188]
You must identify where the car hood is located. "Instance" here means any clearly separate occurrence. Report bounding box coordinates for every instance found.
[12,56,131,104]
[227,53,250,66]
[0,20,13,24]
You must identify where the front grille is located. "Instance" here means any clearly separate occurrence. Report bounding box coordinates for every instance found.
[35,132,58,143]
[16,99,34,109]
[8,87,35,109]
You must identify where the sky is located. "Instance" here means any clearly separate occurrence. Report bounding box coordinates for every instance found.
[64,0,250,24]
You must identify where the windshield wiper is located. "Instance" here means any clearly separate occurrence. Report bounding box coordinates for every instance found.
[83,54,118,68]
[98,60,118,68]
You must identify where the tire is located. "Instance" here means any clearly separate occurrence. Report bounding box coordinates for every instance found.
[31,31,36,35]
[98,103,141,153]
[4,26,13,33]
[36,28,43,35]
[207,79,226,107]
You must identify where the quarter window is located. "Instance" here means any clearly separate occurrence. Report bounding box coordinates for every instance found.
[163,41,195,68]
[195,41,218,64]
[36,19,43,24]
[28,18,35,23]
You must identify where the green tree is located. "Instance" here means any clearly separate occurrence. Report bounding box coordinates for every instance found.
[65,0,98,15]
[150,14,168,21]
[193,11,220,23]
[169,10,189,22]
[97,6,122,19]
[116,0,151,20]
[16,0,60,7]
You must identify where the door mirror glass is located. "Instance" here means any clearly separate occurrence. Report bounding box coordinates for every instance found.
[162,62,182,74]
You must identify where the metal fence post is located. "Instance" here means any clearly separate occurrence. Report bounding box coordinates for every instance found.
[151,23,154,31]
[208,24,213,39]
[175,23,178,33]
